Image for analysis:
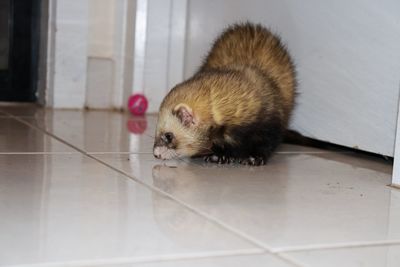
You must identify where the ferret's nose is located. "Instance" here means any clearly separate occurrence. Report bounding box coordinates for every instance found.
[153,147,161,159]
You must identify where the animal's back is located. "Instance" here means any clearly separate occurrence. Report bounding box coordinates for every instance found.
[200,23,296,121]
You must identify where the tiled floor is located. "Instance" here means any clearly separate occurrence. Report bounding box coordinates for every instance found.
[0,105,398,267]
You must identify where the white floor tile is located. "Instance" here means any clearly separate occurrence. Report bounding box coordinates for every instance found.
[13,108,332,154]
[0,117,75,153]
[0,104,44,117]
[94,152,396,251]
[283,244,400,267]
[2,107,398,266]
[0,154,259,266]
[21,110,155,153]
[100,254,296,267]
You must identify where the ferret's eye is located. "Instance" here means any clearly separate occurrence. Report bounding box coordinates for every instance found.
[162,132,174,144]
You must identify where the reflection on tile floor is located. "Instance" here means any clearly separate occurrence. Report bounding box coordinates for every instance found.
[24,110,155,153]
[108,254,294,267]
[0,117,76,153]
[0,154,260,266]
[0,107,398,267]
[96,152,397,250]
[283,243,400,267]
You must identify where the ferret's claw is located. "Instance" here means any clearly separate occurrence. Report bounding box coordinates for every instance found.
[218,155,227,164]
[254,157,266,166]
[204,154,229,164]
[203,156,210,162]
[204,155,266,166]
[238,156,267,166]
[203,154,217,163]
[249,157,256,165]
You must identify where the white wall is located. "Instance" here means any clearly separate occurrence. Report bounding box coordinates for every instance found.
[47,0,135,110]
[183,0,400,157]
[46,0,187,112]
[87,0,115,58]
[133,0,187,112]
[51,0,89,108]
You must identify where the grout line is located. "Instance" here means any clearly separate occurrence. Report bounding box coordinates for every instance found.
[89,155,274,250]
[8,116,94,156]
[0,108,344,156]
[0,110,10,116]
[276,254,310,267]
[3,111,303,266]
[273,253,308,267]
[7,115,274,251]
[272,239,400,253]
[0,152,80,155]
[0,103,39,107]
[87,152,154,155]
[11,112,399,267]
[0,115,43,118]
[8,111,395,267]
[0,249,266,267]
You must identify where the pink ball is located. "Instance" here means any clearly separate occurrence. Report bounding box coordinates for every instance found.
[128,94,148,116]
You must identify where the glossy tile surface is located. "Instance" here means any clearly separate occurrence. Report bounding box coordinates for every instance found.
[0,154,259,266]
[96,152,396,251]
[25,110,155,153]
[2,108,325,154]
[0,117,75,153]
[0,104,46,117]
[104,254,295,267]
[2,107,399,267]
[284,244,400,267]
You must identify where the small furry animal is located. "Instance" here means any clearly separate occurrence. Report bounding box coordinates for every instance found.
[153,23,296,165]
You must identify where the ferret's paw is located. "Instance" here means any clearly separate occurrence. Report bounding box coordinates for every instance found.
[204,155,266,165]
[203,154,232,164]
[238,156,266,166]
[204,154,219,163]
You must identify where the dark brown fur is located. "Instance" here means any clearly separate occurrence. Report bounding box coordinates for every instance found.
[153,23,296,165]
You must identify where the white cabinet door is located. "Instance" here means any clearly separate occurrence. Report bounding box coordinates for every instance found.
[184,0,400,156]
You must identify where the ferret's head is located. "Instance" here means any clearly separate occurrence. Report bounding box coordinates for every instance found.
[153,103,211,160]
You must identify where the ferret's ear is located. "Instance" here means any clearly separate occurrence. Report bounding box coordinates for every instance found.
[173,103,196,127]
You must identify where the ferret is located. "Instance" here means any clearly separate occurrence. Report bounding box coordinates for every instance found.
[153,23,296,165]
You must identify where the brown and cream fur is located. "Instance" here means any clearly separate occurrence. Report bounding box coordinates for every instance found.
[153,23,296,165]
